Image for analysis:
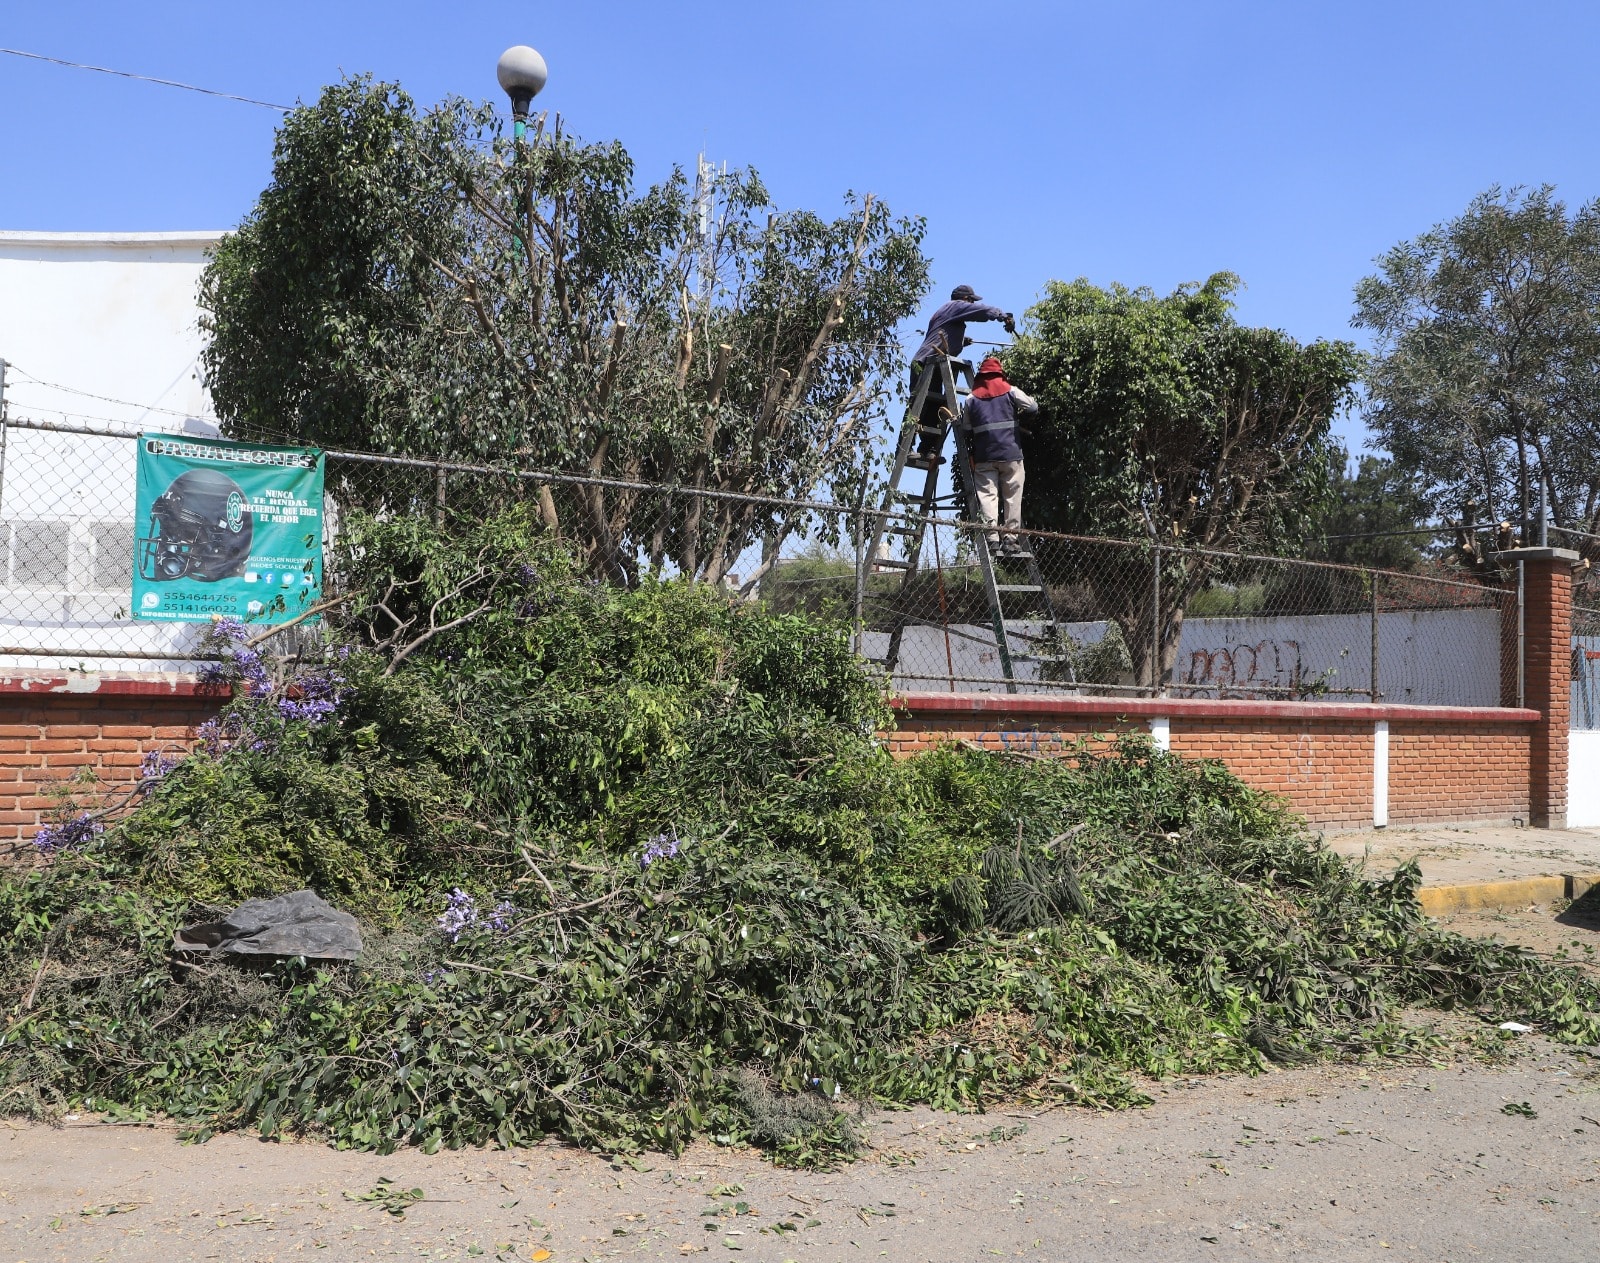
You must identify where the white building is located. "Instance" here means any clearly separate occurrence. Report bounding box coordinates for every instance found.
[0,230,227,670]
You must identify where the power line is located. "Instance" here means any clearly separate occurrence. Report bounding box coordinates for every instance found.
[4,364,207,420]
[0,47,291,112]
[1315,525,1458,542]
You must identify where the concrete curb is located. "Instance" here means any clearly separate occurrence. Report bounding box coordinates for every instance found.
[1418,872,1600,916]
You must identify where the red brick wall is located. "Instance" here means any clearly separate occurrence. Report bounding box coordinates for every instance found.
[1169,717,1376,826]
[883,714,1141,759]
[885,695,1539,829]
[1388,720,1531,826]
[0,681,220,852]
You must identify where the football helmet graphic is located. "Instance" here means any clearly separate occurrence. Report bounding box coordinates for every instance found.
[137,469,254,582]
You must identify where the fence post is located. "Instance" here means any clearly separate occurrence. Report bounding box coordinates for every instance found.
[0,359,8,513]
[434,466,447,527]
[1151,541,1162,696]
[853,505,866,657]
[1369,569,1380,703]
[1518,560,1526,709]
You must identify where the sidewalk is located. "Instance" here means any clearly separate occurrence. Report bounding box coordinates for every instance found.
[1325,823,1600,913]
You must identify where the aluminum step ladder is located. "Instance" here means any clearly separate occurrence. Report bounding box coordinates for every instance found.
[862,357,1058,693]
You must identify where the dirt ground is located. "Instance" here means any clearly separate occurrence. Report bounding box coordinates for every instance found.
[1433,894,1600,982]
[3,904,1599,1263]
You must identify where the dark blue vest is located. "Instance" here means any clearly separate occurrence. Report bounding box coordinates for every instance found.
[964,391,1023,463]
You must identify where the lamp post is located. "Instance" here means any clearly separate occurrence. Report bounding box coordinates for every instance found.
[496,45,547,142]
[497,45,546,252]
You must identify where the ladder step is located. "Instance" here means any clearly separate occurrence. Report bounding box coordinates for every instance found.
[996,584,1043,593]
[904,455,944,470]
[915,425,945,437]
[888,525,922,536]
[875,559,914,570]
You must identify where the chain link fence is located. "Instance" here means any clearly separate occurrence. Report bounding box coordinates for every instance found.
[1573,605,1600,729]
[0,415,1517,705]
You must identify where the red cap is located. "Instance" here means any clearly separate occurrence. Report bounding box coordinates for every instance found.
[977,356,1005,376]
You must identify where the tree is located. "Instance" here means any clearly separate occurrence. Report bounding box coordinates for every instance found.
[1307,452,1432,571]
[1004,275,1361,686]
[200,77,929,586]
[1354,185,1600,555]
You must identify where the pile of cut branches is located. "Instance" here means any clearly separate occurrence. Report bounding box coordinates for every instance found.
[3,509,1596,1166]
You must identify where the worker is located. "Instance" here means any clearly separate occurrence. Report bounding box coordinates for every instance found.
[910,285,1014,459]
[958,355,1037,555]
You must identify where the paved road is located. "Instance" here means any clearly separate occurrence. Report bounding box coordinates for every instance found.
[3,1046,1598,1262]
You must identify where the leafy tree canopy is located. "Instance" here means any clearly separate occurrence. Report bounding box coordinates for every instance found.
[1002,276,1361,685]
[1306,452,1433,572]
[1354,184,1600,552]
[1006,274,1362,551]
[200,77,929,583]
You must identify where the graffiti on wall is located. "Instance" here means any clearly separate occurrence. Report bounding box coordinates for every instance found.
[1183,638,1308,697]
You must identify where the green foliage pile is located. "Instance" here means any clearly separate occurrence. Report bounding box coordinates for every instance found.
[3,511,1597,1166]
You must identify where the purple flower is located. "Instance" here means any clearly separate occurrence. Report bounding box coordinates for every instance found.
[516,564,540,585]
[33,812,103,855]
[436,888,478,942]
[200,617,272,696]
[139,749,180,783]
[640,827,680,868]
[196,715,234,757]
[212,616,249,643]
[436,891,516,941]
[275,669,346,726]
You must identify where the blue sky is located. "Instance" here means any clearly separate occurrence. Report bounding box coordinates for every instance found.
[4,1,1598,454]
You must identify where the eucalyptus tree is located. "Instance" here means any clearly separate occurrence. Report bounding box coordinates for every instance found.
[201,77,928,585]
[1354,185,1600,553]
[1005,274,1361,686]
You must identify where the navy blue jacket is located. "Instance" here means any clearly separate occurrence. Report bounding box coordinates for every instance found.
[912,299,1009,365]
[960,386,1038,463]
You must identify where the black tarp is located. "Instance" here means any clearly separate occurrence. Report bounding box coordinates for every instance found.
[173,889,362,960]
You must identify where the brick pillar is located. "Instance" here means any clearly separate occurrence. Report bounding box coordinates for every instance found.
[1499,548,1578,828]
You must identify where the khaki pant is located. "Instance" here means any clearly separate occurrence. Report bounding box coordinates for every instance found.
[972,459,1024,546]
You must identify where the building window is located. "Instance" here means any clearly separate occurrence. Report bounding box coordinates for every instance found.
[5,521,71,588]
[90,522,135,592]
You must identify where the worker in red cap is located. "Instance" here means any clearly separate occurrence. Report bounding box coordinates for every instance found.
[958,355,1037,555]
[910,285,1015,460]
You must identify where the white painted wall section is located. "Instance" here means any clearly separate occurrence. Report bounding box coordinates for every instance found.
[0,231,224,431]
[0,231,228,670]
[1373,720,1389,828]
[1568,729,1600,828]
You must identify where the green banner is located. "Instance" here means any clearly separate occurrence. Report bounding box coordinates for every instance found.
[133,434,325,624]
